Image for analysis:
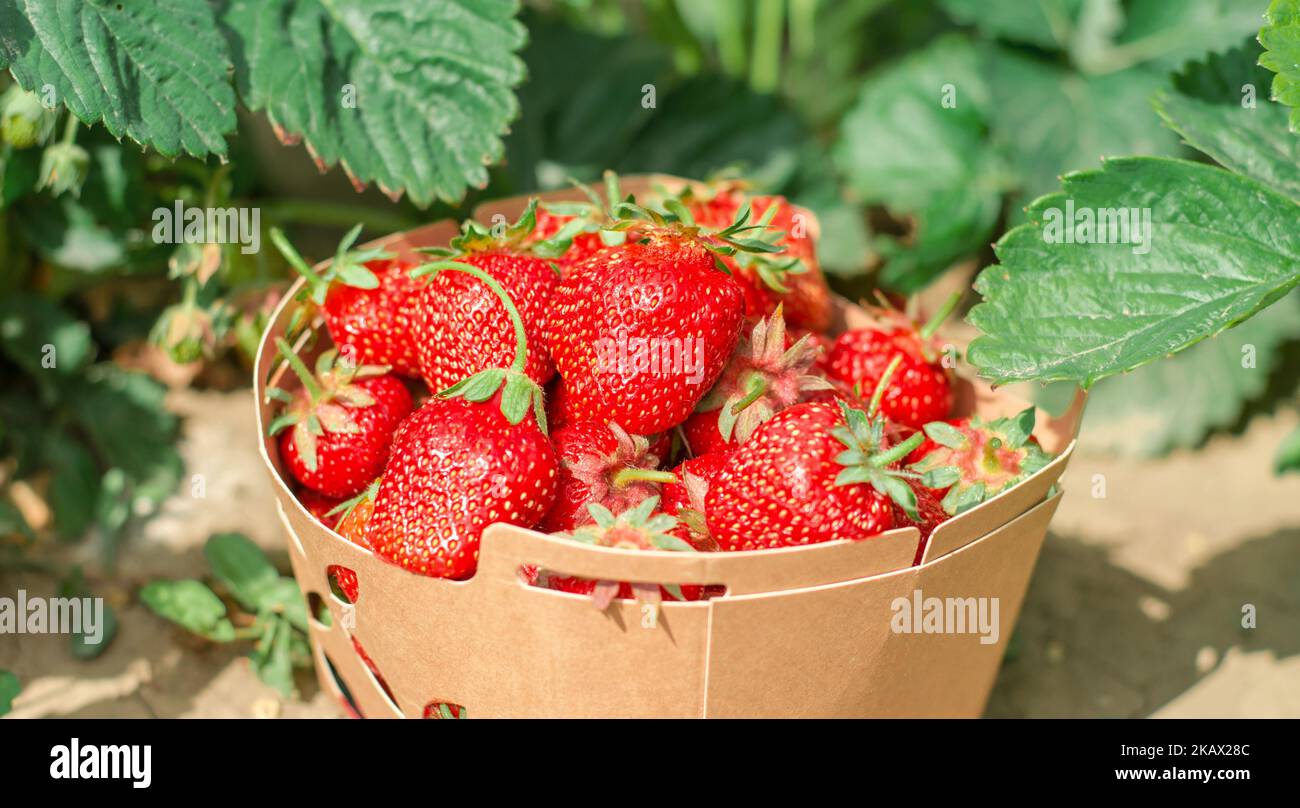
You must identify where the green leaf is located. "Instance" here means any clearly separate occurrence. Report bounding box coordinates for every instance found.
[43,432,100,540]
[983,45,1182,212]
[1258,0,1300,131]
[220,0,527,206]
[939,0,1087,50]
[833,35,1005,291]
[205,532,281,613]
[0,669,18,716]
[59,569,117,659]
[968,157,1300,386]
[66,365,182,511]
[1080,293,1300,456]
[0,293,94,376]
[1276,423,1300,473]
[140,579,235,640]
[0,0,236,158]
[1153,40,1300,200]
[1114,0,1269,72]
[248,616,295,697]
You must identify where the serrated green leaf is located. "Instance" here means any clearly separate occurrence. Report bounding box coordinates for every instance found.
[220,0,526,206]
[0,670,19,716]
[1114,0,1268,72]
[1153,40,1300,201]
[0,0,236,158]
[205,532,281,613]
[1259,0,1300,131]
[1080,293,1300,456]
[66,365,182,509]
[834,35,1005,291]
[1276,422,1300,473]
[968,157,1300,386]
[983,45,1182,213]
[140,579,231,638]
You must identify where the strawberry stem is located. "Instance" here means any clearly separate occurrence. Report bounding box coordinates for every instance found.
[269,227,328,302]
[412,260,529,375]
[729,374,769,415]
[612,468,678,488]
[867,354,903,417]
[871,431,925,468]
[919,291,961,341]
[275,338,322,401]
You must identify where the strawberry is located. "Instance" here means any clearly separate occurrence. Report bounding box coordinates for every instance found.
[825,292,961,430]
[271,225,423,377]
[538,421,677,533]
[331,478,379,548]
[526,173,639,273]
[530,203,608,271]
[890,480,949,565]
[298,487,344,530]
[411,202,560,394]
[660,450,733,551]
[685,184,832,332]
[269,344,413,499]
[542,497,703,606]
[681,306,833,455]
[543,207,758,435]
[909,407,1052,515]
[365,263,559,579]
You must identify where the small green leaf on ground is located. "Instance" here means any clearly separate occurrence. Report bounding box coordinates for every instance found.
[140,579,234,641]
[0,0,237,157]
[205,532,280,613]
[1276,423,1300,474]
[0,670,19,716]
[968,157,1300,386]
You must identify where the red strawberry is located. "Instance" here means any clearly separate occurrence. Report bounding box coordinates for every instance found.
[681,306,833,455]
[411,203,559,393]
[539,421,677,533]
[686,185,832,332]
[825,293,961,430]
[270,344,413,499]
[891,481,949,565]
[543,220,747,435]
[909,407,1052,515]
[365,263,559,579]
[660,450,734,551]
[704,400,924,551]
[530,203,607,271]
[542,497,703,606]
[332,478,379,548]
[298,488,344,530]
[271,225,423,377]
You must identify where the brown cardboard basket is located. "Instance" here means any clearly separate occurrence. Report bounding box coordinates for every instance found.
[254,178,1083,718]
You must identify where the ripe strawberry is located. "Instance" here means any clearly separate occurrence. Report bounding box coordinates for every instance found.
[543,216,751,435]
[704,399,924,551]
[365,263,559,579]
[681,306,833,455]
[269,344,413,499]
[660,450,734,551]
[909,407,1052,515]
[542,497,703,606]
[685,184,832,332]
[331,478,379,548]
[298,487,344,530]
[271,225,423,376]
[538,421,677,533]
[890,480,949,565]
[411,202,559,394]
[825,293,960,430]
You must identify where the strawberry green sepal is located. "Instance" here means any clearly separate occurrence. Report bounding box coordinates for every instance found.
[909,407,1053,516]
[553,497,694,605]
[325,478,380,522]
[409,259,549,433]
[270,224,393,306]
[830,401,926,521]
[441,198,574,261]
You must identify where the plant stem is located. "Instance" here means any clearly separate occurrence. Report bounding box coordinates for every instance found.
[867,354,903,417]
[275,337,322,401]
[872,431,925,468]
[750,0,785,93]
[717,0,749,79]
[613,468,679,488]
[919,291,961,340]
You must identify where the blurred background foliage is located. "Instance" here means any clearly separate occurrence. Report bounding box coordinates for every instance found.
[0,0,1296,576]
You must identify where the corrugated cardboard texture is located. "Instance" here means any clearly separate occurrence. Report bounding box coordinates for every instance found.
[255,179,1082,717]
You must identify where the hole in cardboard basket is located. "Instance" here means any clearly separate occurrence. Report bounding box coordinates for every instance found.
[349,634,399,712]
[422,702,467,719]
[307,591,332,627]
[327,564,358,604]
[323,654,364,719]
[517,565,725,602]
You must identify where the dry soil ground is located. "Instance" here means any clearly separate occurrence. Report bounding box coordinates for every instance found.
[2,389,1298,718]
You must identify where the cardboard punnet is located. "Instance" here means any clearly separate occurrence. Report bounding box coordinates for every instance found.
[254,178,1083,718]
